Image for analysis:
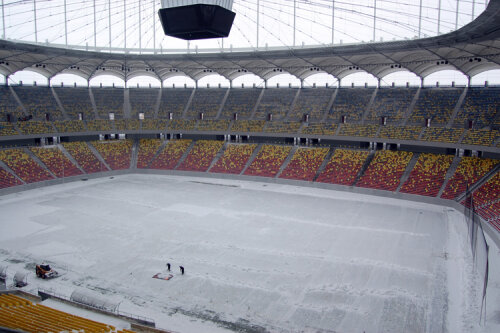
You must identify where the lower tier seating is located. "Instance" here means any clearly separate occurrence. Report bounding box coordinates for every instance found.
[316,149,369,185]
[441,157,498,200]
[62,141,108,173]
[0,167,22,188]
[0,293,120,333]
[400,153,453,197]
[177,140,224,172]
[150,139,192,170]
[244,145,292,177]
[210,144,257,174]
[0,148,54,183]
[357,150,413,191]
[279,147,329,181]
[92,140,133,170]
[30,147,82,178]
[137,139,163,169]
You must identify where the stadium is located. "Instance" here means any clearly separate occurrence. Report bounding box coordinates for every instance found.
[0,0,499,332]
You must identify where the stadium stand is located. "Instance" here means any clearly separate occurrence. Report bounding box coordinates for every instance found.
[113,119,140,131]
[400,153,454,197]
[254,89,297,120]
[158,89,192,119]
[0,167,22,188]
[301,123,337,136]
[366,88,417,124]
[441,156,498,200]
[0,85,25,121]
[141,119,167,131]
[420,127,464,144]
[62,141,108,173]
[316,149,369,185]
[150,139,192,170]
[177,140,224,171]
[17,121,55,135]
[357,150,413,191]
[86,119,113,132]
[461,129,499,146]
[279,147,329,181]
[264,121,301,134]
[0,293,121,333]
[409,88,462,125]
[137,138,163,169]
[288,88,332,121]
[338,124,379,138]
[0,86,24,120]
[0,148,54,183]
[30,147,82,177]
[231,120,266,133]
[186,89,226,119]
[53,120,86,133]
[129,88,159,118]
[91,140,133,170]
[377,125,422,141]
[453,87,500,128]
[327,88,373,123]
[13,86,63,120]
[168,119,197,131]
[210,143,257,174]
[92,88,124,119]
[53,87,94,120]
[0,121,18,136]
[244,144,292,177]
[220,89,261,119]
[197,120,231,132]
[474,172,500,207]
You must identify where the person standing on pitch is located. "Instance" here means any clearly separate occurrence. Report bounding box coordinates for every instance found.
[166,263,171,271]
[179,266,184,275]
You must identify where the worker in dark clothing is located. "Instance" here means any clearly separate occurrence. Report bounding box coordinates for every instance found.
[179,266,184,275]
[166,263,171,271]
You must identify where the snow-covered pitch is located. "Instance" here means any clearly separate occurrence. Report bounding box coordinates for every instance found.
[0,174,497,333]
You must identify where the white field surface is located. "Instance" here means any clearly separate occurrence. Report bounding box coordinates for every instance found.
[0,174,499,333]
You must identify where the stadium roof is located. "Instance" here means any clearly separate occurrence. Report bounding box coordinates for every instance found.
[0,0,498,84]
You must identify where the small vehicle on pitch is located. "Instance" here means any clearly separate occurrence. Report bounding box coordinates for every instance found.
[35,264,59,279]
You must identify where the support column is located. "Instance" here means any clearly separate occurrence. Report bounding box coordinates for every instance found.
[438,0,442,35]
[153,1,156,53]
[93,0,96,47]
[34,0,38,43]
[256,0,260,48]
[63,2,69,47]
[455,0,460,30]
[418,0,423,38]
[108,0,112,51]
[373,0,377,42]
[123,0,127,49]
[1,0,5,39]
[331,0,335,44]
[293,0,296,47]
[138,0,141,52]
